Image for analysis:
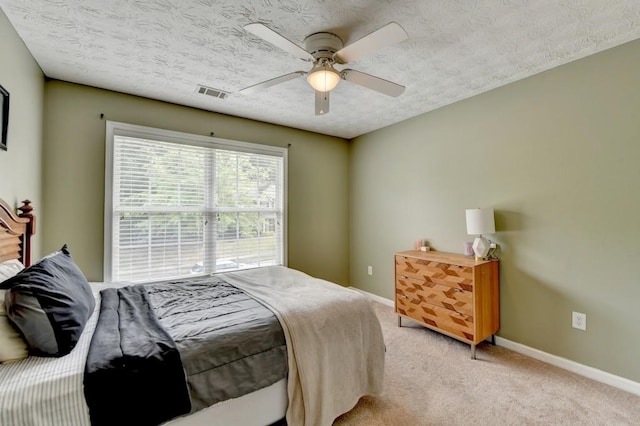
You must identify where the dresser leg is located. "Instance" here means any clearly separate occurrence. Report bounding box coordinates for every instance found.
[471,344,476,360]
[490,334,496,345]
[398,316,402,327]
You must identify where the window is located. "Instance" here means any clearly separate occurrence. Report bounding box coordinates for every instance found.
[104,122,287,283]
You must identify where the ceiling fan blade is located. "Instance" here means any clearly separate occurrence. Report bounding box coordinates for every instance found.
[244,23,314,61]
[341,69,405,97]
[334,22,408,64]
[315,90,330,115]
[239,71,306,95]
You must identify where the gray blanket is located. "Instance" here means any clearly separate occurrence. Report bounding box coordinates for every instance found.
[84,277,287,425]
[146,276,287,414]
[83,284,191,426]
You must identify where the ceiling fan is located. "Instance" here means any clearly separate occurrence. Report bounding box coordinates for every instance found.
[239,22,408,115]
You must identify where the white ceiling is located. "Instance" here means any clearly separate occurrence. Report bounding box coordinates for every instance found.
[2,1,640,139]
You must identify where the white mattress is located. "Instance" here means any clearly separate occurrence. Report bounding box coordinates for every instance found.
[0,285,287,426]
[165,379,287,426]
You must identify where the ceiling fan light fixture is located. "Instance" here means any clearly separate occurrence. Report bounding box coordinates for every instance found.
[307,63,341,92]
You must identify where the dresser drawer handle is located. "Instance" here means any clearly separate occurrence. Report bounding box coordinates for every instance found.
[399,294,409,299]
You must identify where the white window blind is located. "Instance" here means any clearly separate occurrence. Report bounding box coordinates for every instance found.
[104,122,286,283]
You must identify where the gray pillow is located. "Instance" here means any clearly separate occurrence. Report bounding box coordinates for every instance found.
[2,245,95,357]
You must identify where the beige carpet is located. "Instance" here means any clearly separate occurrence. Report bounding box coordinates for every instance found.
[333,303,640,426]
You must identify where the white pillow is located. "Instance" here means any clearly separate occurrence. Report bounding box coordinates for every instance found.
[0,259,24,283]
[0,259,29,363]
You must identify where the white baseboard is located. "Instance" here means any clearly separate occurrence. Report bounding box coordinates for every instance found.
[349,286,394,307]
[495,337,640,397]
[350,286,640,397]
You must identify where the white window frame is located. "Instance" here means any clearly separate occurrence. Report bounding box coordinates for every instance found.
[104,121,288,282]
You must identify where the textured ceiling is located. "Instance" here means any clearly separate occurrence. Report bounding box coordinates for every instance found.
[2,1,640,139]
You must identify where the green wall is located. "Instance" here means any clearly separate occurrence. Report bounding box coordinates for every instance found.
[350,39,640,382]
[43,81,350,285]
[0,9,44,258]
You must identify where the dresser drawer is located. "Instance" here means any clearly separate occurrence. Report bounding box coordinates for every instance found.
[395,255,473,291]
[396,294,474,342]
[395,275,472,316]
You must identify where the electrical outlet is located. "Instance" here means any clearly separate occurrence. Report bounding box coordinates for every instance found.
[367,266,373,276]
[572,312,586,331]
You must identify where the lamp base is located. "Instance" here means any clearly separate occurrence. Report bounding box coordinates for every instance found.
[472,236,490,260]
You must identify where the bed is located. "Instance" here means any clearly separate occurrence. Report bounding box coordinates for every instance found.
[0,199,385,426]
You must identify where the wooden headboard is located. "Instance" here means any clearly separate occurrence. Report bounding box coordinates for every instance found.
[0,199,36,266]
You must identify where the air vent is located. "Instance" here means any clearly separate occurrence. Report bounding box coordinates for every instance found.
[196,85,229,99]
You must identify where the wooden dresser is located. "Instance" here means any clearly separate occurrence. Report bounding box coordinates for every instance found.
[394,250,500,358]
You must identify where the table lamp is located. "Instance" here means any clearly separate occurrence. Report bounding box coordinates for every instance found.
[465,208,495,260]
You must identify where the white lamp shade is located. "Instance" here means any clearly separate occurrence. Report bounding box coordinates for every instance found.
[307,65,341,92]
[465,208,495,235]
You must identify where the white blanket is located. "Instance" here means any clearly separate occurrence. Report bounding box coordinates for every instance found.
[221,266,385,426]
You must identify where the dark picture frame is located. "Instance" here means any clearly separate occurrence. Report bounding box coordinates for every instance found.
[0,84,9,151]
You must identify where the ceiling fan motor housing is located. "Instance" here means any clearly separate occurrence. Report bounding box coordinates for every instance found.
[303,32,344,60]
